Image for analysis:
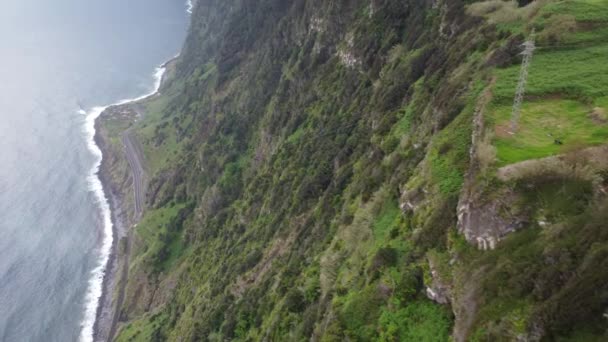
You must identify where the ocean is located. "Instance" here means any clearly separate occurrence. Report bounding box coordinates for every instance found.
[0,1,188,341]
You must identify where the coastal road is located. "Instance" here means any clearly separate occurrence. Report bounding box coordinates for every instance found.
[122,130,145,219]
[106,130,146,342]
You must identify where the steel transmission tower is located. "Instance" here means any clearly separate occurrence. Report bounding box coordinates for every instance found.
[511,30,536,133]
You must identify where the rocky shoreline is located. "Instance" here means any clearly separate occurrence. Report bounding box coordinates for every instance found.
[92,107,134,342]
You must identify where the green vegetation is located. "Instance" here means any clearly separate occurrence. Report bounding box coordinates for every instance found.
[541,0,608,22]
[133,202,191,273]
[378,300,452,342]
[135,91,190,174]
[115,312,168,342]
[491,99,608,164]
[429,99,475,195]
[493,44,608,101]
[463,197,608,340]
[101,1,608,341]
[372,197,400,243]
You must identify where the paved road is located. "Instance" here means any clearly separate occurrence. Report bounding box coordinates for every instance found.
[122,130,145,219]
[106,130,145,342]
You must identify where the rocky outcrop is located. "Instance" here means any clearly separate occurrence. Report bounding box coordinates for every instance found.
[399,186,427,213]
[425,257,451,305]
[455,79,525,250]
[457,190,527,250]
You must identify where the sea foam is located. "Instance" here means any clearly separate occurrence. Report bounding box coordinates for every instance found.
[187,0,194,14]
[79,64,167,342]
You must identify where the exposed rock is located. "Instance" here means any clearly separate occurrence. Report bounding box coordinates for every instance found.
[399,187,426,213]
[309,15,326,34]
[337,48,359,68]
[457,80,519,250]
[425,257,451,305]
[426,286,450,304]
[457,190,526,250]
[337,33,360,68]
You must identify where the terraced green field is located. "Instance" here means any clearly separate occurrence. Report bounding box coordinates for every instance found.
[488,0,608,165]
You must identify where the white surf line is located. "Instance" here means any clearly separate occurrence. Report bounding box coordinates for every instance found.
[187,0,194,14]
[79,64,167,342]
[80,105,113,342]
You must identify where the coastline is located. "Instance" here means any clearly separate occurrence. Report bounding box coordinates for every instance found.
[85,2,190,340]
[87,57,177,341]
[91,132,129,342]
[80,103,124,342]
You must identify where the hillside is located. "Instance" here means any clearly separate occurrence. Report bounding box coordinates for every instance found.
[97,0,608,340]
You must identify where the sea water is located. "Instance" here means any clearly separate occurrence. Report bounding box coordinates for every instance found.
[0,1,188,341]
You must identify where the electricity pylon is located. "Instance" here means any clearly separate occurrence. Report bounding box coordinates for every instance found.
[511,29,536,133]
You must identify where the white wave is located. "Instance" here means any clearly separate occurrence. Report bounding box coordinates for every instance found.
[186,0,194,14]
[79,63,167,342]
[116,66,167,106]
[79,105,111,342]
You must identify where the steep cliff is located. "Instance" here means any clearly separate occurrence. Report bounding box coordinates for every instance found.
[99,0,608,340]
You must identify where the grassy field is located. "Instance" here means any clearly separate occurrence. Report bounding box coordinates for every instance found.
[490,99,608,165]
[493,43,608,102]
[486,0,608,165]
[541,0,608,22]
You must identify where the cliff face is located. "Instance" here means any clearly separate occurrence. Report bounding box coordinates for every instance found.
[101,0,608,340]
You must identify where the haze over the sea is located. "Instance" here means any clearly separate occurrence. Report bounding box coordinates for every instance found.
[0,1,187,340]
